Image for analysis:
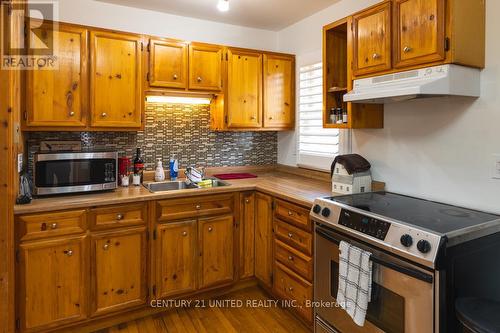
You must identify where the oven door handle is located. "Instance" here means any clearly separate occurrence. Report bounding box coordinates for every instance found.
[315,228,434,284]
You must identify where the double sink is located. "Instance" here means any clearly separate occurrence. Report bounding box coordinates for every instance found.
[143,177,230,193]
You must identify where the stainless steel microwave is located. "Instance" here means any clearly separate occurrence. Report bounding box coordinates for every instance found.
[33,151,118,196]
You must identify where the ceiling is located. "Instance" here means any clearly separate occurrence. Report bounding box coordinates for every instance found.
[95,0,339,31]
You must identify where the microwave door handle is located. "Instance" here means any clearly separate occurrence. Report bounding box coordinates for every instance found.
[315,228,433,284]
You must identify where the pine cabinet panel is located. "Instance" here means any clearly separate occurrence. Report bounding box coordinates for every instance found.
[353,1,392,76]
[263,54,295,129]
[149,38,187,89]
[198,215,234,288]
[90,227,147,316]
[254,192,273,287]
[155,220,197,298]
[19,236,88,331]
[239,192,255,279]
[227,49,263,128]
[26,23,88,127]
[188,43,223,91]
[90,31,143,128]
[394,0,446,68]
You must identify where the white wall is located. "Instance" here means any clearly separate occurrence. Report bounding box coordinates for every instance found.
[277,0,500,214]
[54,0,278,51]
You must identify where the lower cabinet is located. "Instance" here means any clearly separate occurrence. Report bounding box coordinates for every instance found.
[18,235,88,332]
[90,226,147,316]
[155,220,198,298]
[255,192,273,287]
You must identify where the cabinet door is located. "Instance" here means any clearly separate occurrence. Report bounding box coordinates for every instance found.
[239,192,255,279]
[91,227,147,316]
[199,215,234,288]
[156,220,197,298]
[19,236,87,331]
[149,38,187,89]
[90,31,143,128]
[255,192,273,287]
[26,23,88,127]
[353,2,392,76]
[394,0,446,68]
[227,49,263,128]
[188,43,223,91]
[263,54,295,129]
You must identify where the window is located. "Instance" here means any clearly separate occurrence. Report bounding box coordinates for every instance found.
[298,63,342,171]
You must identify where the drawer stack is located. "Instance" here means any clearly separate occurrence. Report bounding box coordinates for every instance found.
[273,199,313,323]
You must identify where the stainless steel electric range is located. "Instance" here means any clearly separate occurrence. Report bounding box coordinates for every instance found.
[311,191,500,333]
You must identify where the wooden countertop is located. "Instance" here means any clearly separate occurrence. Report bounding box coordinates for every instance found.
[14,167,385,215]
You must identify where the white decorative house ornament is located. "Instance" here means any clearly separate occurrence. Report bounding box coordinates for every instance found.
[331,154,372,194]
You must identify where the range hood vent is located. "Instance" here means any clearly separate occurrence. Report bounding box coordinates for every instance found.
[343,64,481,104]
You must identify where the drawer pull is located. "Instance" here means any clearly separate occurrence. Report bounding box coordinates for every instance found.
[208,227,213,232]
[101,112,107,118]
[245,199,250,204]
[182,231,188,237]
[103,244,109,250]
[173,74,178,80]
[288,256,294,261]
[116,213,124,220]
[50,223,58,230]
[197,76,202,82]
[288,210,294,216]
[195,205,201,210]
[288,232,294,238]
[372,53,380,59]
[69,111,75,117]
[288,287,294,292]
[65,250,73,257]
[403,46,412,53]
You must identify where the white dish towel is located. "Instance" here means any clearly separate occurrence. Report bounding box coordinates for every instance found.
[336,240,373,327]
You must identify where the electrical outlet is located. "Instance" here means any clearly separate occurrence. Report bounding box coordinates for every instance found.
[17,153,23,173]
[492,154,500,179]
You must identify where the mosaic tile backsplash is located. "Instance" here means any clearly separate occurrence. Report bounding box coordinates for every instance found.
[27,103,278,173]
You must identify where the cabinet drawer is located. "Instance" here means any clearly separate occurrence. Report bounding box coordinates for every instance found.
[18,210,87,241]
[274,262,313,322]
[274,199,311,231]
[274,219,312,255]
[275,239,312,281]
[156,194,234,222]
[89,203,147,230]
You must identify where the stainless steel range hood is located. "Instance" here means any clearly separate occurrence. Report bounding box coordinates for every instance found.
[343,64,481,104]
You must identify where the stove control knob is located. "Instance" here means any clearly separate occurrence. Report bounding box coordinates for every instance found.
[313,204,322,214]
[321,207,331,218]
[400,234,413,247]
[417,240,431,254]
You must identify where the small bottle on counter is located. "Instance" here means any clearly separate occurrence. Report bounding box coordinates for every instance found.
[155,158,165,182]
[169,154,179,181]
[133,147,144,183]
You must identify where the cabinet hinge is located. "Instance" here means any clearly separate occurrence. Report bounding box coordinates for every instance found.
[270,273,274,284]
[140,42,144,51]
[444,37,450,52]
[226,53,228,61]
[224,115,228,124]
[23,111,27,121]
[153,228,157,240]
[146,231,149,241]
[15,250,19,263]
[152,285,156,296]
[271,201,275,210]
[23,21,27,38]
[146,72,150,82]
[7,1,13,16]
[15,318,20,330]
[147,42,151,52]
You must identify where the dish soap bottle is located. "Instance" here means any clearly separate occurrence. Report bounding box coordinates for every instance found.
[155,158,165,182]
[169,155,179,181]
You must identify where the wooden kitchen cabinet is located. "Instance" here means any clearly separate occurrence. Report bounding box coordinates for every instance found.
[226,48,263,128]
[263,54,295,129]
[393,0,446,68]
[90,227,147,317]
[90,30,143,128]
[352,1,392,76]
[239,192,255,279]
[155,220,197,298]
[18,235,88,332]
[254,192,273,288]
[188,43,223,91]
[25,22,88,128]
[148,38,188,89]
[198,215,234,288]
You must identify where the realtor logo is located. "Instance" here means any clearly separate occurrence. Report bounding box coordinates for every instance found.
[1,0,59,70]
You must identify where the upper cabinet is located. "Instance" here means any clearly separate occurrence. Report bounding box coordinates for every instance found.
[226,48,263,129]
[352,1,392,76]
[90,31,143,128]
[25,23,88,128]
[149,38,188,89]
[393,0,445,68]
[263,54,295,129]
[188,43,224,91]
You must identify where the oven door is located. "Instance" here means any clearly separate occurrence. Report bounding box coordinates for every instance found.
[314,222,435,333]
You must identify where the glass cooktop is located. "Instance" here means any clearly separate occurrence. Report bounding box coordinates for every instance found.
[330,192,500,235]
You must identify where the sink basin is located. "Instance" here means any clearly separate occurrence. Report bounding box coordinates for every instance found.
[143,181,199,193]
[199,178,230,188]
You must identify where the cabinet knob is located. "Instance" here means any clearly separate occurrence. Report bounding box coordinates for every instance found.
[245,199,250,204]
[288,210,294,216]
[182,231,188,237]
[372,53,380,59]
[66,250,73,257]
[116,213,124,220]
[195,204,201,210]
[403,46,412,53]
[69,111,75,117]
[269,116,273,120]
[103,244,109,250]
[288,232,293,238]
[101,112,107,118]
[250,116,256,120]
[173,74,178,80]
[197,76,202,82]
[288,287,294,292]
[208,227,213,232]
[288,256,294,261]
[50,223,58,229]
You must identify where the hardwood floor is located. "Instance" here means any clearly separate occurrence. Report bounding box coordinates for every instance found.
[95,286,311,333]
